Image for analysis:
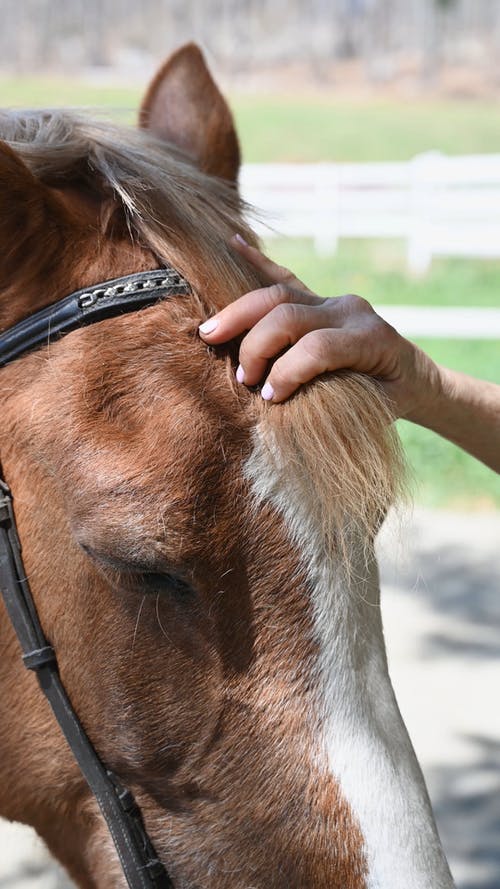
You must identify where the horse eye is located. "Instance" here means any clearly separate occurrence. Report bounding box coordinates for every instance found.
[138,570,194,599]
[79,544,194,599]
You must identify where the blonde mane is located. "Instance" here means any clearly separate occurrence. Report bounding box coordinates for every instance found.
[1,108,404,558]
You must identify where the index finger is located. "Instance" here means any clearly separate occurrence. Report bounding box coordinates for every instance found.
[198,282,323,344]
[230,235,314,293]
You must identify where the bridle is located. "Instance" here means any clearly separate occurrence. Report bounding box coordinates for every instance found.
[0,267,194,889]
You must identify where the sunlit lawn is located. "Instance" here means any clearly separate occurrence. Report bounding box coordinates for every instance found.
[397,337,500,510]
[0,78,141,120]
[234,96,500,162]
[261,238,500,308]
[2,77,499,507]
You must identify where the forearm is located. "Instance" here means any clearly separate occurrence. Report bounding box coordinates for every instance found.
[411,367,500,473]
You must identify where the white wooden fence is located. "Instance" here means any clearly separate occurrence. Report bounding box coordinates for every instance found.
[240,153,500,275]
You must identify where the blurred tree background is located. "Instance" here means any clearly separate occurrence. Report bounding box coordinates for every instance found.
[1,0,499,94]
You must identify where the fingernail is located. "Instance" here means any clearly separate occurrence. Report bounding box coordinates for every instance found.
[261,382,274,401]
[233,233,249,247]
[199,318,219,335]
[236,364,245,384]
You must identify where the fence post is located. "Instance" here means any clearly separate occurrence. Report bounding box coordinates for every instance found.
[313,163,340,256]
[407,151,442,275]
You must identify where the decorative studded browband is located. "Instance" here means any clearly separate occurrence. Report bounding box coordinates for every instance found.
[0,267,191,367]
[0,267,193,888]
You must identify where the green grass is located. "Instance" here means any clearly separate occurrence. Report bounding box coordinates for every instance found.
[260,238,500,308]
[233,96,500,162]
[397,339,500,510]
[0,78,141,121]
[397,418,500,511]
[2,77,499,508]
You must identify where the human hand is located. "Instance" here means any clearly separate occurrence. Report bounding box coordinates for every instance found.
[199,236,443,422]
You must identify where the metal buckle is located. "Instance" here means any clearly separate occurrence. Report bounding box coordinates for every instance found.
[23,645,57,671]
[0,480,13,525]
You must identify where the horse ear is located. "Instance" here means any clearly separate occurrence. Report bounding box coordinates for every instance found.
[139,43,240,183]
[0,141,74,328]
[0,139,66,226]
[0,139,37,202]
[0,141,52,277]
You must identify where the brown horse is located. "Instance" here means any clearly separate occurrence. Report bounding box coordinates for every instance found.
[0,45,454,889]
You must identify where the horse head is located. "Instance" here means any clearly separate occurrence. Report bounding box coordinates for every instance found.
[0,44,454,889]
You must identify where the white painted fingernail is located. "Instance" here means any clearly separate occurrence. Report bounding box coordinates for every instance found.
[199,318,219,335]
[233,233,249,247]
[261,382,274,401]
[236,364,245,383]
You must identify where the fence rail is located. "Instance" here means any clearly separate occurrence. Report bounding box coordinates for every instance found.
[240,153,500,274]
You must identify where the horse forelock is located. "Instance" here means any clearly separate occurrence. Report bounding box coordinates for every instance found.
[253,372,406,565]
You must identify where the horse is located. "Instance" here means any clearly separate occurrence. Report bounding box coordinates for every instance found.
[0,43,455,889]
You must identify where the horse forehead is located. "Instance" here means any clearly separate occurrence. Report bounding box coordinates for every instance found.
[64,406,247,515]
[40,317,244,454]
[55,370,252,535]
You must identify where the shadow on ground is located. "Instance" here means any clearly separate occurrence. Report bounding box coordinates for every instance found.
[430,734,500,889]
[0,858,70,889]
[379,509,500,889]
[379,514,500,663]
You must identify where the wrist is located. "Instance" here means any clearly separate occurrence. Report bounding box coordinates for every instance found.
[410,363,462,434]
[403,350,447,428]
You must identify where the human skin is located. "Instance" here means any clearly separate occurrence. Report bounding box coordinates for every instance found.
[198,236,500,474]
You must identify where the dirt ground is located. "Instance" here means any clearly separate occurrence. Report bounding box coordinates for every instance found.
[1,507,499,889]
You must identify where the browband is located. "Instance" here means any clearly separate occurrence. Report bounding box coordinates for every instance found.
[0,267,191,367]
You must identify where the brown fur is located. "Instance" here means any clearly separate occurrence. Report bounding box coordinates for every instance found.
[0,45,403,888]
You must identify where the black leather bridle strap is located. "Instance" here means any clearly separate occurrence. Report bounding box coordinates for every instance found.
[0,480,173,889]
[0,267,190,887]
[0,267,190,367]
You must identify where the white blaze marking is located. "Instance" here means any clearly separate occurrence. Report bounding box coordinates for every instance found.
[245,427,455,889]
